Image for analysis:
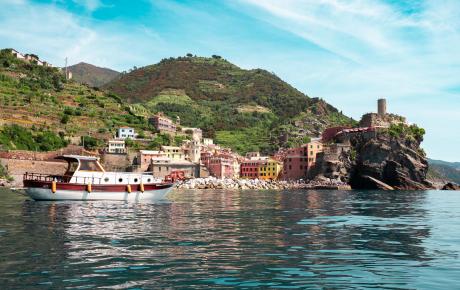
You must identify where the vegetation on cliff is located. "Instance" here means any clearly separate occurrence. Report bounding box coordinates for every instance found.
[0,163,13,181]
[0,124,67,151]
[387,123,426,143]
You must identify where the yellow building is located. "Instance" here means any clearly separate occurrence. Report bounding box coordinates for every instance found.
[258,159,282,180]
[160,146,185,161]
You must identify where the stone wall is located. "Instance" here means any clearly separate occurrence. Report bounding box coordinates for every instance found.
[0,158,67,187]
[101,153,132,172]
[359,113,406,128]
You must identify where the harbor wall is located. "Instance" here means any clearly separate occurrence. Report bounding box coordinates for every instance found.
[0,158,67,187]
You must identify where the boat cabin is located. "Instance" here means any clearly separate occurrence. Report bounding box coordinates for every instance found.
[55,155,159,185]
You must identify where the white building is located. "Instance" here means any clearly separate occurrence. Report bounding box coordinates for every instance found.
[203,138,214,146]
[11,49,25,60]
[117,127,136,139]
[107,140,126,154]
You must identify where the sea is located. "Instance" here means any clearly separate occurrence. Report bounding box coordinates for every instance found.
[0,188,459,289]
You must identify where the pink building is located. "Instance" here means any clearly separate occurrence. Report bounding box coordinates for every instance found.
[201,150,239,179]
[137,150,167,171]
[282,141,323,180]
[208,156,234,179]
[149,112,177,134]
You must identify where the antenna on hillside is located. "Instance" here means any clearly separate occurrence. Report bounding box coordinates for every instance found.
[64,57,68,80]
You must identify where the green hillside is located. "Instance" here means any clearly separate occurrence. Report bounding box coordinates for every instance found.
[0,49,149,150]
[105,55,355,153]
[428,159,460,184]
[0,50,355,154]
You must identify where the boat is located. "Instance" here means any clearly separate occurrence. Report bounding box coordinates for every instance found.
[23,155,174,201]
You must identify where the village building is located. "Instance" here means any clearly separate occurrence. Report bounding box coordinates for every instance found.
[240,159,263,179]
[106,140,126,154]
[150,157,200,179]
[117,127,136,139]
[322,126,351,143]
[282,140,323,180]
[200,148,240,179]
[161,145,185,161]
[149,113,177,134]
[203,138,214,146]
[207,156,234,179]
[258,159,283,180]
[245,151,261,159]
[136,150,167,172]
[10,49,25,60]
[24,54,43,66]
[182,139,201,163]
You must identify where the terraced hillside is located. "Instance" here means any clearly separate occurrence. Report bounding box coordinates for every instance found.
[105,55,355,153]
[0,49,148,150]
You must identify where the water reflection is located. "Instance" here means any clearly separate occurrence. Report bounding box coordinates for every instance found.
[0,189,459,289]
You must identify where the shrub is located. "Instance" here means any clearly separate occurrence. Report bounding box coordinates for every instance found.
[61,114,70,124]
[80,135,102,150]
[0,124,67,151]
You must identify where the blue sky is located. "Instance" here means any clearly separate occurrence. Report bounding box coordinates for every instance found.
[1,0,459,161]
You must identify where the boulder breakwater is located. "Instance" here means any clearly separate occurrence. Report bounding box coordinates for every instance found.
[175,177,351,190]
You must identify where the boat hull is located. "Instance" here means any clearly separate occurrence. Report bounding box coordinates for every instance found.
[23,181,174,202]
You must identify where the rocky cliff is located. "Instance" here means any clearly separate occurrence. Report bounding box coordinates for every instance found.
[316,130,433,190]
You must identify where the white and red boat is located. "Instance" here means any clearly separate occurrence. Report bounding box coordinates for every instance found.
[23,155,174,202]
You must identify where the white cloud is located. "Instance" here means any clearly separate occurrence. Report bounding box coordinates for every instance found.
[239,0,460,161]
[0,1,165,70]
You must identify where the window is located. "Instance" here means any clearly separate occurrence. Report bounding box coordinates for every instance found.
[79,160,103,172]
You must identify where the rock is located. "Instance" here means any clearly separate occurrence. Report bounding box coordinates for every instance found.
[362,175,394,190]
[441,182,460,190]
[316,132,433,190]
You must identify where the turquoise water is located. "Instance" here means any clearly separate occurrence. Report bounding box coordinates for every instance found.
[0,189,459,289]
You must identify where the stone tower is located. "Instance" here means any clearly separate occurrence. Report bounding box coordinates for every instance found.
[189,136,201,163]
[378,98,387,115]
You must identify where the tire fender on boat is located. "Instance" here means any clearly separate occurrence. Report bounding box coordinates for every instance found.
[139,183,144,193]
[51,181,57,193]
[127,184,132,193]
[87,183,92,193]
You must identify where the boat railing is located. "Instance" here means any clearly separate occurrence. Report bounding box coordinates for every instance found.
[23,172,103,184]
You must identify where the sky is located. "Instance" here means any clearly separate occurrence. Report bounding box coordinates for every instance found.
[1,0,459,161]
